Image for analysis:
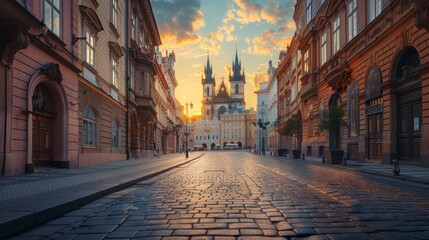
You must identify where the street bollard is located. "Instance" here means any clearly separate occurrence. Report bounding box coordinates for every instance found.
[322,155,325,163]
[342,155,347,166]
[393,159,400,176]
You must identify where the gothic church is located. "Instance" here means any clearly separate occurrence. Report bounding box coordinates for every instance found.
[201,49,246,120]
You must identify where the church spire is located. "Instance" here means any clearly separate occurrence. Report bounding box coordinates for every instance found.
[232,45,241,78]
[204,51,213,81]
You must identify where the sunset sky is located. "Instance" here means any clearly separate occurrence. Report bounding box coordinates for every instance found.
[152,0,297,115]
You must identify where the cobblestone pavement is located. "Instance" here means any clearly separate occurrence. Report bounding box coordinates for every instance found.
[12,152,429,239]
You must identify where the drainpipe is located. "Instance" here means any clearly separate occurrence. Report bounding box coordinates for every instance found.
[2,64,9,176]
[125,0,130,159]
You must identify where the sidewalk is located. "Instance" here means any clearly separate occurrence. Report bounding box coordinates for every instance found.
[0,152,204,239]
[287,154,429,185]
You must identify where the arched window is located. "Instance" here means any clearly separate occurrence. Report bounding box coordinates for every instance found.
[32,85,51,113]
[235,84,239,94]
[348,80,359,137]
[206,86,210,96]
[83,107,97,146]
[112,120,120,148]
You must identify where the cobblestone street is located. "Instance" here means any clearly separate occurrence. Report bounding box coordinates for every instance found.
[13,152,429,239]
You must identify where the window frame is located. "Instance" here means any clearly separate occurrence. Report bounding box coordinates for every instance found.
[111,55,119,88]
[111,0,119,29]
[84,29,95,66]
[348,0,358,41]
[369,0,382,23]
[131,10,137,40]
[321,31,327,66]
[83,107,97,147]
[306,0,312,25]
[43,0,61,36]
[332,16,341,55]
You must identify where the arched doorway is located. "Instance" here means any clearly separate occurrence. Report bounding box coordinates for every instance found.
[237,141,242,149]
[328,94,341,150]
[211,143,215,150]
[202,143,207,150]
[32,84,54,167]
[393,47,421,162]
[27,63,68,172]
[366,66,383,161]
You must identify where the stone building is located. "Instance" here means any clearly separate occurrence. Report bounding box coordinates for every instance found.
[254,82,269,153]
[77,0,128,167]
[284,0,429,166]
[220,108,256,150]
[127,0,162,159]
[265,60,279,155]
[193,117,221,150]
[201,50,246,120]
[0,0,81,175]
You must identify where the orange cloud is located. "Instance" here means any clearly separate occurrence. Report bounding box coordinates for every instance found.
[251,71,268,89]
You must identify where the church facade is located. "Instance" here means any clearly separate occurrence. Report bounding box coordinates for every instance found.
[201,50,246,120]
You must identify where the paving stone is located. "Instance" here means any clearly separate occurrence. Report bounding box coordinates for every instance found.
[173,229,207,236]
[275,221,293,231]
[149,229,173,236]
[193,223,228,229]
[239,229,263,235]
[207,229,240,236]
[228,222,259,229]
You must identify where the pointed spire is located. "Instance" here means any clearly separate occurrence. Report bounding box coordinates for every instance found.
[232,44,241,78]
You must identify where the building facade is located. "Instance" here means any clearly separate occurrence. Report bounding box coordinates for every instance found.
[283,0,429,166]
[265,60,279,155]
[220,108,256,149]
[77,0,127,167]
[255,82,269,153]
[193,117,221,150]
[128,0,162,159]
[201,50,246,120]
[1,0,81,175]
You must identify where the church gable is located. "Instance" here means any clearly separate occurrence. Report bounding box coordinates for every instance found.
[215,81,230,100]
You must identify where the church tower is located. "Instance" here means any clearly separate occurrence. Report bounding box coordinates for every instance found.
[229,47,245,109]
[202,53,215,119]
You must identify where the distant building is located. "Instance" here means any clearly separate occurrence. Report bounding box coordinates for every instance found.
[192,117,221,150]
[266,61,279,155]
[254,82,269,153]
[201,49,246,120]
[220,108,256,150]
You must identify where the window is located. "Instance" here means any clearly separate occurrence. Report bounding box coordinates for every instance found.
[206,86,210,96]
[111,56,119,88]
[369,0,382,22]
[84,30,95,66]
[321,31,327,65]
[318,100,324,126]
[44,0,60,36]
[304,50,310,73]
[207,109,210,116]
[112,120,119,148]
[333,16,340,55]
[348,0,358,41]
[306,0,312,24]
[291,80,297,102]
[130,63,135,91]
[83,107,97,146]
[235,84,239,94]
[111,0,119,29]
[131,11,136,40]
[139,25,144,49]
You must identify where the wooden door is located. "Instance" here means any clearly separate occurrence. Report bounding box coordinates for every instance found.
[398,100,421,162]
[367,113,382,160]
[32,114,53,166]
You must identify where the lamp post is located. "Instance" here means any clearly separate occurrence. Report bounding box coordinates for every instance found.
[184,102,193,158]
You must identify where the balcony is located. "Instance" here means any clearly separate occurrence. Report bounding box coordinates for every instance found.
[136,95,157,119]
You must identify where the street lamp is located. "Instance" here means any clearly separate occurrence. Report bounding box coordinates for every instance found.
[184,102,193,158]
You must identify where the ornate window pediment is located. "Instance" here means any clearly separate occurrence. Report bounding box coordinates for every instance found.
[80,5,103,33]
[108,41,124,58]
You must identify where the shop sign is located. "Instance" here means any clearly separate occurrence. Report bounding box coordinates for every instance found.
[365,103,383,115]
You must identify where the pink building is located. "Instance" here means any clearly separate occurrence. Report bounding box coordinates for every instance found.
[0,0,80,175]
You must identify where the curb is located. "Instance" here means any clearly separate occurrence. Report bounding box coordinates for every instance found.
[0,153,205,239]
[284,156,429,186]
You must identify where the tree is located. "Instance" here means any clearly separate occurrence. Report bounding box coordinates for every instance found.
[281,113,302,149]
[319,105,345,133]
